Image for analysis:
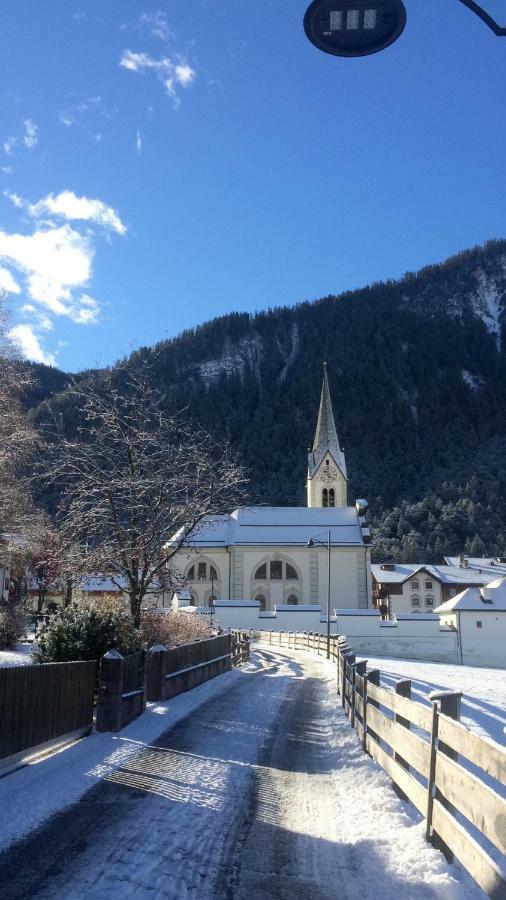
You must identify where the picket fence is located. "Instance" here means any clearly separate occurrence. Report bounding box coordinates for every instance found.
[256,629,506,899]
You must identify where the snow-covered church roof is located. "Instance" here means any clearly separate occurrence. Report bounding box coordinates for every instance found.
[435,576,506,613]
[173,506,367,549]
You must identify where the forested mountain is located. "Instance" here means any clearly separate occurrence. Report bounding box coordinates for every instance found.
[27,239,506,563]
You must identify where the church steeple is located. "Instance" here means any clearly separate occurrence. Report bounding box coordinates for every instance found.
[307,364,347,508]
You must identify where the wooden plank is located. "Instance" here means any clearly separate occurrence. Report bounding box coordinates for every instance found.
[435,751,506,854]
[355,694,365,719]
[367,705,431,778]
[355,673,365,695]
[366,734,427,814]
[432,800,506,899]
[437,714,506,786]
[366,681,433,732]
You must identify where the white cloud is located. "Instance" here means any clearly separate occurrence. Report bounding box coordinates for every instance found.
[8,324,56,366]
[69,293,100,325]
[0,264,21,294]
[23,120,38,149]
[4,189,23,208]
[139,11,172,41]
[119,50,195,107]
[20,304,53,332]
[136,130,142,155]
[0,224,93,317]
[1,165,13,174]
[28,190,127,235]
[4,137,16,156]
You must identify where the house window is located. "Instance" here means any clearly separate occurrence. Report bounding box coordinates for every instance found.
[286,595,298,606]
[425,596,434,607]
[255,563,267,580]
[255,595,266,612]
[285,564,298,580]
[326,459,330,466]
[425,581,433,590]
[329,489,335,507]
[476,621,482,629]
[198,562,207,580]
[322,489,329,507]
[411,581,419,590]
[187,566,195,580]
[411,596,420,606]
[270,561,283,580]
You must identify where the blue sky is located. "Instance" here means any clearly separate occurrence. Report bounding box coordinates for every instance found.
[0,1,505,371]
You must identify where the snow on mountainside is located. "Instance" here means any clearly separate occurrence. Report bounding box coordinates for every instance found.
[199,334,263,384]
[469,265,506,350]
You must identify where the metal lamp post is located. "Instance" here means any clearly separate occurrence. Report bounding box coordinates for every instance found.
[307,530,332,659]
[303,1,505,58]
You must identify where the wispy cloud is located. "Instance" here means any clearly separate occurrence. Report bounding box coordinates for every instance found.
[136,130,142,155]
[24,190,126,235]
[139,11,173,41]
[3,119,39,156]
[0,264,21,294]
[58,96,117,132]
[1,165,13,175]
[119,50,195,108]
[22,119,38,149]
[8,324,57,366]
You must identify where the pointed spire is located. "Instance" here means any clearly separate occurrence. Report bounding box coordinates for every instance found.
[309,363,347,478]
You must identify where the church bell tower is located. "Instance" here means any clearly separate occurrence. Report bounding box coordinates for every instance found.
[307,363,348,508]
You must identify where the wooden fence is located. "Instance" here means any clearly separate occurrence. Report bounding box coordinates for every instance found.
[256,630,506,898]
[0,661,96,775]
[146,633,232,702]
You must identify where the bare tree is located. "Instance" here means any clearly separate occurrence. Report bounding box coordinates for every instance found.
[0,293,44,550]
[41,366,247,626]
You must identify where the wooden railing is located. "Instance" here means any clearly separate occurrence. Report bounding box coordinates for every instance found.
[146,633,232,702]
[255,630,506,898]
[0,660,96,775]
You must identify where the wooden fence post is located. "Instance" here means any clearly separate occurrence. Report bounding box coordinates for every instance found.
[96,650,124,733]
[353,661,367,733]
[146,644,167,702]
[366,668,380,745]
[428,690,463,862]
[426,701,439,843]
[392,679,412,801]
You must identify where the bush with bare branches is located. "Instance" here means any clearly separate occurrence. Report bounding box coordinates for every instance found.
[140,609,213,648]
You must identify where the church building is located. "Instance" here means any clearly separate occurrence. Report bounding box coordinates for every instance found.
[171,365,371,611]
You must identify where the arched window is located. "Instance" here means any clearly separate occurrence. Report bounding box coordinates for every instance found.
[210,565,218,581]
[255,595,266,612]
[255,563,267,580]
[285,564,298,580]
[187,566,195,580]
[329,489,335,507]
[286,595,298,606]
[322,489,329,507]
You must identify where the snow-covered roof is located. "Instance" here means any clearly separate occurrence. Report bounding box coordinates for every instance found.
[174,506,366,549]
[372,563,493,587]
[435,576,506,613]
[444,556,506,577]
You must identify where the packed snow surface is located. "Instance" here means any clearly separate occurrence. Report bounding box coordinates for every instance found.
[0,643,33,667]
[0,647,483,899]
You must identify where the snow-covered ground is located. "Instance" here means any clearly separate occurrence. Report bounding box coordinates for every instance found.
[364,656,506,746]
[0,648,484,899]
[0,643,34,667]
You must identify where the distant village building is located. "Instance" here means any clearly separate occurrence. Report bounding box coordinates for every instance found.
[435,576,506,667]
[171,365,371,611]
[371,563,493,618]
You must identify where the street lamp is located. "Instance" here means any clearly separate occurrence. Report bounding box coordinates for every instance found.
[303,1,505,58]
[307,530,332,659]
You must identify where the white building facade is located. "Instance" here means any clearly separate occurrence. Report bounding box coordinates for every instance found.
[171,366,372,611]
[435,576,506,668]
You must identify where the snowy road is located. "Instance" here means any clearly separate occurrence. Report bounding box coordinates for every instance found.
[1,648,481,899]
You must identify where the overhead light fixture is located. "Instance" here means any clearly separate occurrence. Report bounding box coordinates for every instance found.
[303,1,407,57]
[303,1,505,58]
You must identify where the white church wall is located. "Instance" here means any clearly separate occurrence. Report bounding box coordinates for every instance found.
[178,601,459,664]
[439,611,506,668]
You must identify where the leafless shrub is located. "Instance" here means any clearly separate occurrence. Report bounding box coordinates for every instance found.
[140,609,213,648]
